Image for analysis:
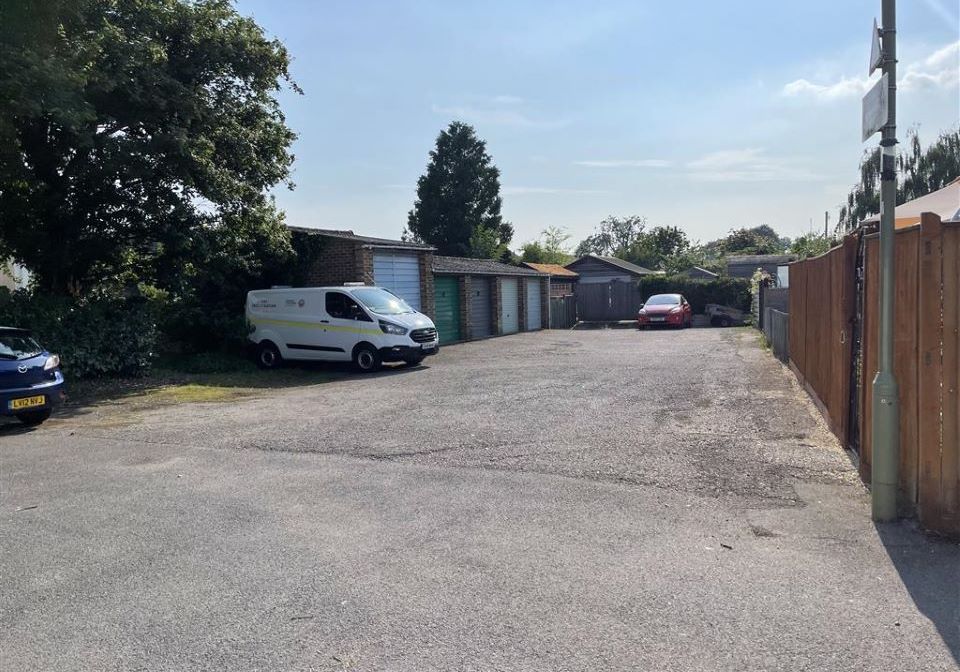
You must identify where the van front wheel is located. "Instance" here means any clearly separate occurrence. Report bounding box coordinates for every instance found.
[256,342,282,369]
[353,344,382,373]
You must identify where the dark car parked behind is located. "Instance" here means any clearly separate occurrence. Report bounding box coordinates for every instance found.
[0,327,65,426]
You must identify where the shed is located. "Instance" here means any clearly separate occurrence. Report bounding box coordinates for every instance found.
[681,265,719,280]
[521,262,579,296]
[289,227,436,316]
[432,256,549,342]
[564,254,655,284]
[726,254,796,279]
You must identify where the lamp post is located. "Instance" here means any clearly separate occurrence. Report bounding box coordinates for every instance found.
[870,0,899,522]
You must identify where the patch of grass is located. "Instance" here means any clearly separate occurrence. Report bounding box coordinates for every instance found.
[64,351,340,414]
[137,384,254,405]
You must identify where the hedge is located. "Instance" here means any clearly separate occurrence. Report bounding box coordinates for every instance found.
[637,275,750,314]
[0,290,158,378]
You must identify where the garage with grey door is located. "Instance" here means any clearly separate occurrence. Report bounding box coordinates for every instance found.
[500,278,519,334]
[470,276,493,338]
[525,278,542,331]
[373,251,421,311]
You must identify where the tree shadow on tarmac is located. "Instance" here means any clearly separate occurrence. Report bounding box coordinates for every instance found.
[877,522,960,665]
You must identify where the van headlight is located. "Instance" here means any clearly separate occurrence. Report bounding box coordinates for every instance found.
[379,320,408,336]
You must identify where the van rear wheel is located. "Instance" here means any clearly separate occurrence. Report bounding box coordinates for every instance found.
[353,344,382,372]
[256,342,282,369]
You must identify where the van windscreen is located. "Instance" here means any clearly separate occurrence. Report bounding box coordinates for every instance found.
[352,288,414,315]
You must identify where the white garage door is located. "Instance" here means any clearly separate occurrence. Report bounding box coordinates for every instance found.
[525,278,541,331]
[500,278,519,334]
[373,251,421,311]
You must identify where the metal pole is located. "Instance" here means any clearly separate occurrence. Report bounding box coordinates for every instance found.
[871,0,899,522]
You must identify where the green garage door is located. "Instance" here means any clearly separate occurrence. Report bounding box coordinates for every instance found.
[434,276,461,344]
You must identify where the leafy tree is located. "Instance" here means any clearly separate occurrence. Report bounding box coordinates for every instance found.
[789,233,838,259]
[838,128,960,230]
[405,121,513,257]
[575,215,646,257]
[704,226,786,257]
[520,226,573,264]
[0,0,299,296]
[629,226,690,270]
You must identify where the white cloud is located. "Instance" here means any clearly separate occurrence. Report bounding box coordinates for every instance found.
[573,159,671,168]
[781,40,959,101]
[686,148,822,182]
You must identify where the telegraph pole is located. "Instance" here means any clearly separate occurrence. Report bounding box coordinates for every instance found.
[871,0,899,522]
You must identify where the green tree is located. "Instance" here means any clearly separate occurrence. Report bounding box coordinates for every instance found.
[838,128,960,230]
[405,121,513,257]
[520,226,573,264]
[789,233,837,259]
[0,0,299,296]
[574,215,646,257]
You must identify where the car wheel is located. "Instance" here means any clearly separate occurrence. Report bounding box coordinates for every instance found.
[353,344,382,372]
[256,341,282,369]
[16,409,52,426]
[719,316,732,328]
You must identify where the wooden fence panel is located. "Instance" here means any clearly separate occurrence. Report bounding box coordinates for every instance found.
[861,236,880,480]
[789,261,807,376]
[938,222,959,532]
[894,229,920,510]
[918,215,944,528]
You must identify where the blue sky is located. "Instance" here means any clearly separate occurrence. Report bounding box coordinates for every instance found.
[235,0,959,248]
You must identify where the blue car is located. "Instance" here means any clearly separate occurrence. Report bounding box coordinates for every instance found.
[0,327,65,426]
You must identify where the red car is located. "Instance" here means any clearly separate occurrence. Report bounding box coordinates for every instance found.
[637,293,693,329]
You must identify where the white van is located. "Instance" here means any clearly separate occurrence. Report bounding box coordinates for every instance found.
[246,285,439,372]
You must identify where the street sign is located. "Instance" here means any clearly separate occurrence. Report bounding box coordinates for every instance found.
[869,18,882,75]
[862,73,888,142]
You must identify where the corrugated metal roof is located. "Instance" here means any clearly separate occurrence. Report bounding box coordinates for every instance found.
[566,254,655,276]
[287,226,434,250]
[433,256,547,276]
[521,262,579,277]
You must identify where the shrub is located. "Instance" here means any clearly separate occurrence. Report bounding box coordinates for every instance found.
[637,275,750,314]
[0,291,158,378]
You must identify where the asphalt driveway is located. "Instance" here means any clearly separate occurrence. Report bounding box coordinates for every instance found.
[1,328,957,671]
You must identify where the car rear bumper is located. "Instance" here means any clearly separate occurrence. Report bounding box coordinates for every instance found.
[379,343,439,362]
[0,375,66,416]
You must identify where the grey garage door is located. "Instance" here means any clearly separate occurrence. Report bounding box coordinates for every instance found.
[525,278,541,331]
[470,276,493,339]
[373,251,421,311]
[500,278,519,334]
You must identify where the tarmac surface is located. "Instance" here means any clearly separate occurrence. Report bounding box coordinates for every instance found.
[1,328,957,671]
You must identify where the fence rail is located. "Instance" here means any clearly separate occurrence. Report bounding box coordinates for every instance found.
[763,308,789,363]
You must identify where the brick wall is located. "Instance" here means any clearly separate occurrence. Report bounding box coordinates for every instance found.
[492,277,503,335]
[540,277,550,329]
[459,276,472,341]
[303,237,361,286]
[518,277,529,332]
[419,251,435,318]
[356,247,375,285]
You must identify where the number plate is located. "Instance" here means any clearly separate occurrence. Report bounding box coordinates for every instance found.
[9,395,45,410]
[650,317,665,322]
[421,343,436,351]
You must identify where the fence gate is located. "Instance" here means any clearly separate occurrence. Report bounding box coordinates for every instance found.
[575,282,643,321]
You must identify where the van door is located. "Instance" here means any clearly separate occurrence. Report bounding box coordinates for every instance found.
[321,290,376,360]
